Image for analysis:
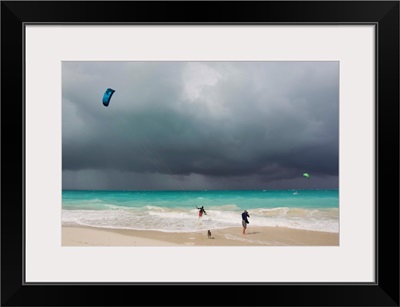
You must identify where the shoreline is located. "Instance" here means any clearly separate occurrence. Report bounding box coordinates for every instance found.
[62,225,339,246]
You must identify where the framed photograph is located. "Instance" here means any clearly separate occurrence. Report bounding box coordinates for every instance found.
[1,1,399,306]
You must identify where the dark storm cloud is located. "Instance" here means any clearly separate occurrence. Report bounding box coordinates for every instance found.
[62,61,339,190]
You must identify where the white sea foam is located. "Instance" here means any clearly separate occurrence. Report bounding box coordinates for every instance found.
[62,206,339,233]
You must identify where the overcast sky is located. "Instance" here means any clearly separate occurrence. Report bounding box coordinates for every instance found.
[62,61,339,190]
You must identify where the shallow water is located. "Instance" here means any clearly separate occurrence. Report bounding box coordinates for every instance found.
[62,189,339,233]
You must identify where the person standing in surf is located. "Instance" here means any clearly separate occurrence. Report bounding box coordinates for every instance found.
[241,210,250,235]
[196,206,207,219]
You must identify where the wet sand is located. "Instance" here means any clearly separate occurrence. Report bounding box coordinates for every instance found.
[62,225,339,246]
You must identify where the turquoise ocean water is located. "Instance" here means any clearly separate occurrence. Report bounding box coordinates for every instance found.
[62,189,339,233]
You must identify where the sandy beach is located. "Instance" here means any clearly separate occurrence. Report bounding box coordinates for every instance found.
[62,225,339,246]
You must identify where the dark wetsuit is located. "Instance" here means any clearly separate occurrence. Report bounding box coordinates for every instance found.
[242,211,250,223]
[242,211,250,228]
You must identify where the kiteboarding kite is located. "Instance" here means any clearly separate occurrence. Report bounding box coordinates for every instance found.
[102,88,115,107]
[303,173,310,179]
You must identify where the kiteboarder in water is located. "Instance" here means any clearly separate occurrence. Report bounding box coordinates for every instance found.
[196,206,207,219]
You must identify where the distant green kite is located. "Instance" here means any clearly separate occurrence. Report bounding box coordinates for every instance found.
[303,173,310,179]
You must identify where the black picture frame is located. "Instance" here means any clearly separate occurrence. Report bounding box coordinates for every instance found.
[1,1,399,306]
